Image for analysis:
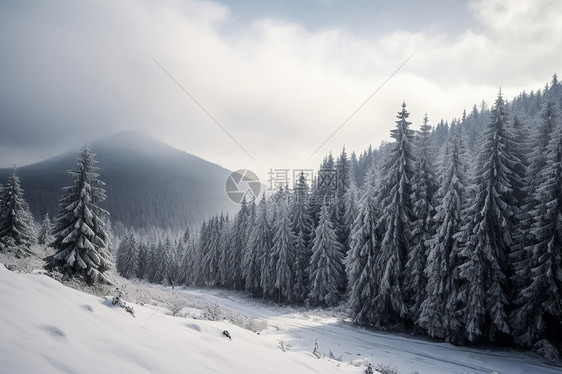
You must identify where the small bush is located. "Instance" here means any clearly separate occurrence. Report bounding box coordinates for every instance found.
[167,296,187,316]
[376,364,400,374]
[533,339,560,360]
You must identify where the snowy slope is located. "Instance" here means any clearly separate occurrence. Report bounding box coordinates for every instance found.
[2,264,561,374]
[0,265,362,374]
[180,288,562,374]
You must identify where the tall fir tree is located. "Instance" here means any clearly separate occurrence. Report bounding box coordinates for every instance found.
[372,102,416,325]
[177,227,195,285]
[0,168,35,250]
[116,232,138,279]
[307,203,345,307]
[335,148,352,244]
[160,236,174,284]
[47,146,112,284]
[270,202,296,303]
[418,128,468,342]
[406,113,438,322]
[511,107,562,346]
[291,172,314,302]
[515,101,559,275]
[346,168,380,325]
[216,215,231,287]
[458,91,518,342]
[244,196,273,296]
[342,177,359,247]
[193,220,209,286]
[226,198,251,290]
[136,241,149,280]
[146,240,162,283]
[37,213,54,246]
[201,216,222,286]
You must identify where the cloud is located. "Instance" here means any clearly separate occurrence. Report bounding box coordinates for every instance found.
[1,0,560,182]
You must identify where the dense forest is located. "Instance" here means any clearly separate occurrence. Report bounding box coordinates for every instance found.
[115,74,562,351]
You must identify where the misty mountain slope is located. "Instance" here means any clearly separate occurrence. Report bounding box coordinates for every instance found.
[0,130,238,229]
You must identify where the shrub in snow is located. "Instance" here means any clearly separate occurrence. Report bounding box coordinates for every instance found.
[532,339,560,360]
[166,296,187,317]
[111,288,135,317]
[203,303,223,321]
[312,339,322,359]
[376,364,400,374]
[277,339,291,352]
[222,330,232,340]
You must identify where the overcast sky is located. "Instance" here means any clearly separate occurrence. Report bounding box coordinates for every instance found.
[1,0,561,184]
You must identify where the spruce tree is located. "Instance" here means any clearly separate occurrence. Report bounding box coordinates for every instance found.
[226,198,251,290]
[418,128,467,342]
[0,168,35,250]
[136,241,149,280]
[161,236,174,284]
[193,221,209,286]
[37,213,53,246]
[406,113,438,322]
[515,101,558,274]
[260,205,277,299]
[372,102,416,325]
[346,168,380,325]
[335,147,352,247]
[167,239,184,285]
[342,178,359,250]
[459,92,517,342]
[307,204,345,307]
[47,146,112,284]
[146,241,163,283]
[270,203,296,303]
[511,109,562,346]
[217,216,231,287]
[291,172,314,302]
[201,216,222,286]
[244,196,272,296]
[177,227,195,285]
[116,232,138,279]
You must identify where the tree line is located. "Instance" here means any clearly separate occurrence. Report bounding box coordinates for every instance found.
[116,75,562,351]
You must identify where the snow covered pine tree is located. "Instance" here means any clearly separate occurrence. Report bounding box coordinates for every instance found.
[0,167,35,252]
[46,145,112,284]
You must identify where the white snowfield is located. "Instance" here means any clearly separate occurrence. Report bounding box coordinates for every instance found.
[179,288,562,374]
[0,265,560,374]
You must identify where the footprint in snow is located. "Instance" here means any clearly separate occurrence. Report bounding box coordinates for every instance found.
[41,325,66,339]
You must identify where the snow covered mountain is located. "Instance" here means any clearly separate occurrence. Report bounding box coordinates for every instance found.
[0,130,239,229]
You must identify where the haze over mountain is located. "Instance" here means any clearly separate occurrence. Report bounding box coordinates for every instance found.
[0,130,239,230]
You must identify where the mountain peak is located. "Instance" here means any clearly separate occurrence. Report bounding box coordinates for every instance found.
[0,130,237,229]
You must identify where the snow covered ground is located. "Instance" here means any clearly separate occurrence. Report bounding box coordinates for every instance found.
[179,288,562,374]
[1,264,561,374]
[0,264,362,374]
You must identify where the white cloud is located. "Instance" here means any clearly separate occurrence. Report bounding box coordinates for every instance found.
[1,0,560,184]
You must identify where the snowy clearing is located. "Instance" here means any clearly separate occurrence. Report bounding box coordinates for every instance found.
[1,264,561,374]
[178,287,562,374]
